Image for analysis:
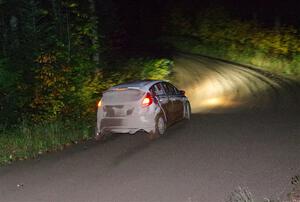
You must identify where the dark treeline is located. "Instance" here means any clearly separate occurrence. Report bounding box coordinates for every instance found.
[1,0,299,125]
[1,0,102,123]
[163,0,300,27]
[1,0,299,61]
[0,0,171,124]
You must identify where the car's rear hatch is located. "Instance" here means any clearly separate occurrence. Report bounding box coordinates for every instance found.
[102,88,145,117]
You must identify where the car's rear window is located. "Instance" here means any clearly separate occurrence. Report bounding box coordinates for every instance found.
[102,89,145,103]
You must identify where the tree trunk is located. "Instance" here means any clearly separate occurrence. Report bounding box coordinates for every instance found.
[50,0,58,19]
[51,0,63,39]
[66,8,70,62]
[9,15,19,49]
[0,15,7,56]
[88,0,100,64]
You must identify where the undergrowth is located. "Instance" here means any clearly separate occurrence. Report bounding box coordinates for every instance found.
[0,120,92,165]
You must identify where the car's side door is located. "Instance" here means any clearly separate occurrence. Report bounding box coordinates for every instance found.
[166,83,184,120]
[150,83,171,122]
[160,82,176,123]
[161,82,178,123]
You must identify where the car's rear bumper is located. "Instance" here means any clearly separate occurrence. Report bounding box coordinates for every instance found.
[96,116,156,135]
[100,127,152,135]
[96,103,166,135]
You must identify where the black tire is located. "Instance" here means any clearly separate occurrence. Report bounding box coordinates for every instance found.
[95,127,105,141]
[147,114,166,140]
[184,101,191,120]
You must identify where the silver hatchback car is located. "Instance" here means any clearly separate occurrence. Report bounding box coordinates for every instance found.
[96,80,191,139]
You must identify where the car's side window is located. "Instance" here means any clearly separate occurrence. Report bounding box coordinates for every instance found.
[149,86,155,95]
[161,82,171,95]
[165,83,177,95]
[170,84,180,95]
[150,83,165,96]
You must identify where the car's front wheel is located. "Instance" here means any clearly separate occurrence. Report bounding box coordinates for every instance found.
[184,101,191,120]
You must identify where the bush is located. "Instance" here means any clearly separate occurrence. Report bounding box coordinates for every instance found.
[0,120,92,165]
[163,7,300,79]
[105,57,173,83]
[141,59,173,80]
[0,58,25,124]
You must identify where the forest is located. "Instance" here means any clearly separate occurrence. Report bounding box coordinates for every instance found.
[1,0,300,163]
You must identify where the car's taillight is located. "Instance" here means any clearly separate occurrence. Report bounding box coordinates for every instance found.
[97,99,102,107]
[142,92,153,107]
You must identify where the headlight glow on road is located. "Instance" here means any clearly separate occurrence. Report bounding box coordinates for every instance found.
[173,55,282,113]
[184,78,238,113]
[201,97,224,107]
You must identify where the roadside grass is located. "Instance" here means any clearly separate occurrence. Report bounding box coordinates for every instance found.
[226,181,300,202]
[162,7,300,80]
[226,187,254,202]
[0,120,93,165]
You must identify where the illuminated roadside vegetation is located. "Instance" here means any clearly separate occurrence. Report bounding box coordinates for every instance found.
[162,7,300,79]
[0,121,91,164]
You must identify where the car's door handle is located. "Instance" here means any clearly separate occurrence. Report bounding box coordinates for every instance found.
[158,97,168,102]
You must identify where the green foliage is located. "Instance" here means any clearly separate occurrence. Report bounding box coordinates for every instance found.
[0,120,92,165]
[0,58,24,123]
[0,0,104,123]
[0,56,172,165]
[0,58,18,90]
[30,54,71,122]
[0,0,173,165]
[97,58,173,86]
[289,55,300,75]
[163,7,300,79]
[141,59,173,80]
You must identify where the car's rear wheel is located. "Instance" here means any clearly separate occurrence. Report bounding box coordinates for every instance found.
[147,115,166,140]
[95,127,106,141]
[184,101,191,120]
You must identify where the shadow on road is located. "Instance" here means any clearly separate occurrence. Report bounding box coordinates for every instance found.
[111,134,153,167]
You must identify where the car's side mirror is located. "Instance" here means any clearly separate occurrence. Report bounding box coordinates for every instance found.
[179,90,185,96]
